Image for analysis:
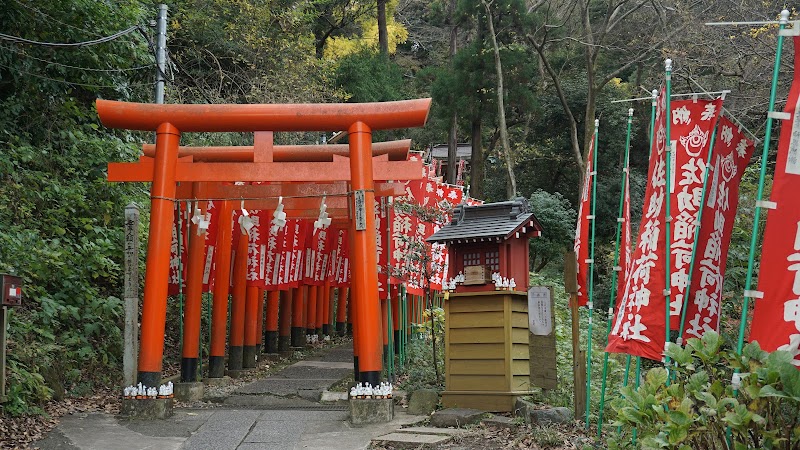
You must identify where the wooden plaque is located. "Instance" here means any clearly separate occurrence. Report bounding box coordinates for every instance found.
[463,265,488,285]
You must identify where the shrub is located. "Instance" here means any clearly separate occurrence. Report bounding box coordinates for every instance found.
[608,331,800,449]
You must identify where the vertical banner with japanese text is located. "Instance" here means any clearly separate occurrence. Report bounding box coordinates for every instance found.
[668,98,723,327]
[751,36,800,366]
[607,89,668,361]
[682,116,754,340]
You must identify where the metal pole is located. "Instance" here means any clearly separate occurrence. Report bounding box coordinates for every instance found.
[736,10,789,362]
[154,4,168,104]
[598,108,634,436]
[616,354,632,435]
[584,119,599,430]
[664,58,673,381]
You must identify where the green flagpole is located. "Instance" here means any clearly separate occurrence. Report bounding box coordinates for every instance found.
[736,9,789,365]
[632,356,641,445]
[584,119,600,430]
[598,108,634,437]
[677,118,722,341]
[664,59,673,381]
[616,354,632,435]
[387,293,394,380]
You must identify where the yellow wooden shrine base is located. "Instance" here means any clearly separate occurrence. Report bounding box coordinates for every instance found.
[443,291,532,412]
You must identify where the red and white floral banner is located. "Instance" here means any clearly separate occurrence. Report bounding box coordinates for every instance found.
[574,136,595,307]
[682,116,754,341]
[751,36,800,367]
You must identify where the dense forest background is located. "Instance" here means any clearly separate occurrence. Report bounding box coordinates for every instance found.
[0,0,794,414]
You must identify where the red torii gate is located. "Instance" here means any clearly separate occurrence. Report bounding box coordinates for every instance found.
[98,99,430,387]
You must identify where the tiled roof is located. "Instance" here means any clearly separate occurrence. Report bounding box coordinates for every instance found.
[426,197,543,243]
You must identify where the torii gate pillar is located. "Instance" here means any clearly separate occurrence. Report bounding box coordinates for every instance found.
[139,123,180,387]
[348,122,382,385]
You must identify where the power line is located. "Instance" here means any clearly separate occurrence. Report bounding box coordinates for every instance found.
[0,62,153,90]
[11,0,105,39]
[0,26,142,48]
[1,45,154,73]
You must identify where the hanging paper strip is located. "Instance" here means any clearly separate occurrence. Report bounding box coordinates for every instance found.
[607,88,668,361]
[574,137,595,307]
[682,116,754,341]
[667,98,723,327]
[617,166,632,307]
[168,202,189,296]
[751,37,800,367]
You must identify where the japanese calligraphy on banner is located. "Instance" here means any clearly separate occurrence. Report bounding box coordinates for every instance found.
[682,116,754,341]
[668,98,723,327]
[751,36,800,367]
[262,212,284,290]
[607,88,668,361]
[574,136,595,307]
[305,225,333,286]
[329,227,350,287]
[168,202,189,295]
[201,201,218,293]
[376,197,389,299]
[243,210,266,287]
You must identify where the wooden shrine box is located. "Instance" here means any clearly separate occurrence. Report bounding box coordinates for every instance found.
[427,198,543,411]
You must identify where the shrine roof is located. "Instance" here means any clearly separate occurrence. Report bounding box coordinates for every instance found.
[426,197,543,243]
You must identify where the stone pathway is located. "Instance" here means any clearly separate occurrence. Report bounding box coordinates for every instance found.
[36,343,427,450]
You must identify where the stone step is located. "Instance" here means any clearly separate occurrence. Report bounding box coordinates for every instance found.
[396,426,466,436]
[372,432,452,447]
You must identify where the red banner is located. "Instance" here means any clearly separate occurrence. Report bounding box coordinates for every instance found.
[199,200,218,293]
[751,36,800,367]
[243,210,266,287]
[574,137,595,307]
[305,225,334,286]
[607,89,668,361]
[668,98,723,327]
[682,116,754,341]
[330,227,350,287]
[168,202,189,296]
[262,212,284,290]
[376,197,389,299]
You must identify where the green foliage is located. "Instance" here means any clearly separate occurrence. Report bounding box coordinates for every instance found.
[528,189,577,271]
[335,51,407,102]
[411,306,445,337]
[398,336,445,392]
[608,332,800,449]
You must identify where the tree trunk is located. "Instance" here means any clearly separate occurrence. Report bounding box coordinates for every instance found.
[469,116,484,198]
[447,115,458,184]
[377,0,389,56]
[446,5,459,185]
[483,1,516,199]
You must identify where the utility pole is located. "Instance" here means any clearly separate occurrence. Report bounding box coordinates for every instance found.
[154,4,168,104]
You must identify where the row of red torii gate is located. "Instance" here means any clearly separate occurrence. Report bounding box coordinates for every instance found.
[99,98,475,387]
